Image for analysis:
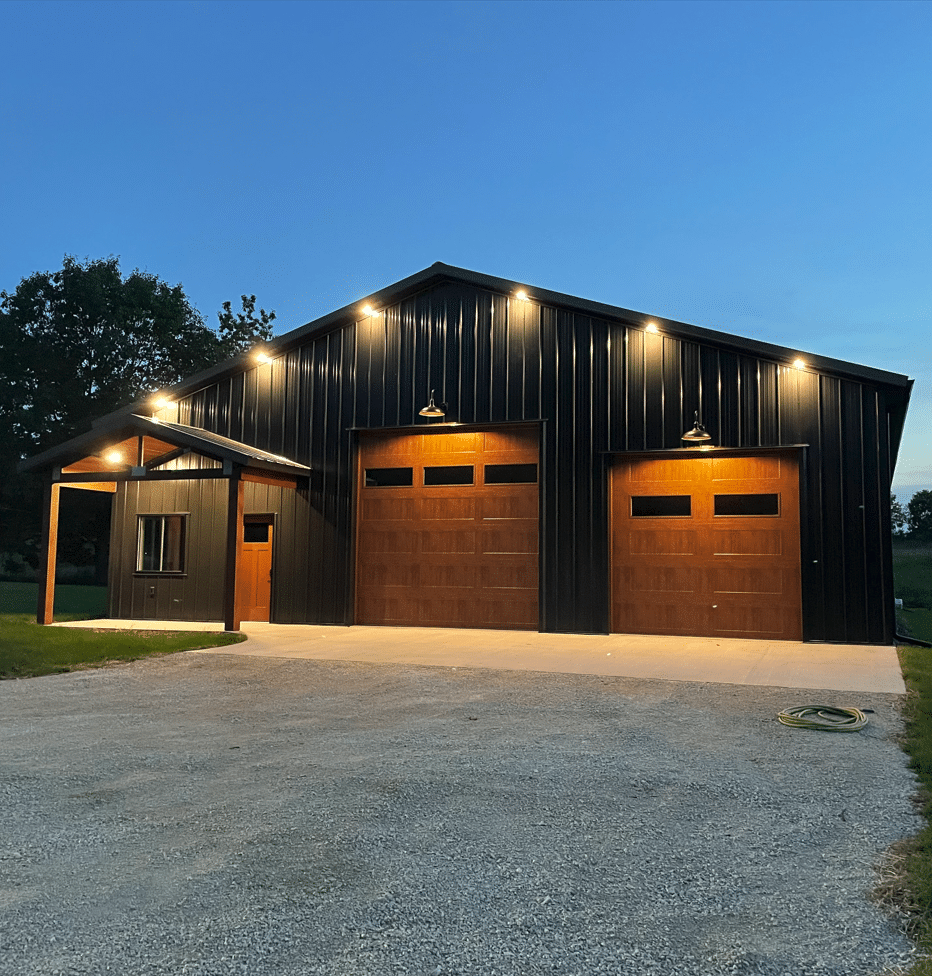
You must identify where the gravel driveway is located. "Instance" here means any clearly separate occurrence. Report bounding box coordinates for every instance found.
[0,652,923,975]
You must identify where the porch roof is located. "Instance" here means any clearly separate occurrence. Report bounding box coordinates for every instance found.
[19,413,311,480]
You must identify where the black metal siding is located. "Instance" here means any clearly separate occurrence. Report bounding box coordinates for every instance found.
[113,278,898,641]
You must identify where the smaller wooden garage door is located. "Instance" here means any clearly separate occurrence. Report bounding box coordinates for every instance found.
[356,427,539,629]
[611,451,802,640]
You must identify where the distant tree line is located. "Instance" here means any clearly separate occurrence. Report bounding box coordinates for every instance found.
[0,255,275,582]
[892,491,932,541]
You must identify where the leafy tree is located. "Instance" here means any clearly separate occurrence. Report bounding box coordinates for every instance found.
[908,490,932,541]
[0,255,276,580]
[892,494,909,536]
[217,295,275,359]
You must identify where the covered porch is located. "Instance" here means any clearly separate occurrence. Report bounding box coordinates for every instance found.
[20,413,310,632]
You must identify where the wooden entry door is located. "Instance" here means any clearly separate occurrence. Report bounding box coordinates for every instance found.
[356,427,539,630]
[611,451,802,640]
[237,516,273,622]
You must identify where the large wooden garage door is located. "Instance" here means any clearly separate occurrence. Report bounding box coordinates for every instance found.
[356,427,539,629]
[611,451,802,640]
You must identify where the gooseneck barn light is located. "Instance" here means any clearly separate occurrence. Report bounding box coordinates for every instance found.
[418,390,446,418]
[682,410,712,444]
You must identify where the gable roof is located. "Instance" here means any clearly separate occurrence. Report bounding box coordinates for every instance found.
[20,414,311,476]
[33,261,910,467]
[97,261,912,420]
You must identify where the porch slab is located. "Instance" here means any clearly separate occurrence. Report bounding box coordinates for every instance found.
[52,619,906,693]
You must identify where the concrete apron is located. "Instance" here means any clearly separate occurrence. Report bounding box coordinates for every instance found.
[52,619,905,694]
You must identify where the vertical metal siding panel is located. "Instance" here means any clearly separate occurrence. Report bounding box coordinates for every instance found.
[268,357,286,456]
[625,329,645,451]
[758,361,778,445]
[738,356,760,447]
[680,342,701,444]
[877,393,896,643]
[507,298,527,419]
[490,293,509,420]
[538,306,558,630]
[255,361,273,449]
[383,303,401,427]
[643,331,664,449]
[355,316,375,429]
[552,309,577,631]
[819,376,847,639]
[334,327,356,623]
[840,381,870,641]
[215,381,231,438]
[700,347,721,446]
[296,345,312,463]
[607,325,626,453]
[202,385,218,432]
[718,351,739,447]
[282,349,301,460]
[398,298,418,425]
[226,372,244,443]
[472,291,493,424]
[457,289,478,424]
[779,366,825,639]
[662,336,682,447]
[586,315,610,631]
[859,389,887,642]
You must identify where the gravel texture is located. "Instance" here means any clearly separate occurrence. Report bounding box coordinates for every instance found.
[0,652,924,975]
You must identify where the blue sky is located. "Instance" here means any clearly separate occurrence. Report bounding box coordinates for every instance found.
[2,0,929,497]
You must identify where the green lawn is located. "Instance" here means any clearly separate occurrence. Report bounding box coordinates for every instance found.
[0,582,243,679]
[0,581,109,617]
[895,542,932,610]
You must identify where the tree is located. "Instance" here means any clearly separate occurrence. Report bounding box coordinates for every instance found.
[0,255,276,579]
[907,490,932,541]
[217,294,275,359]
[892,494,909,536]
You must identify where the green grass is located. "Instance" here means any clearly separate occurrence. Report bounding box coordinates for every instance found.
[887,544,932,971]
[0,581,108,617]
[895,542,932,610]
[0,583,244,679]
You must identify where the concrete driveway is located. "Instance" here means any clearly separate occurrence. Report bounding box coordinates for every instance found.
[54,619,906,693]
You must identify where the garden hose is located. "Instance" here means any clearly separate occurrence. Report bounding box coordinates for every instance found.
[777,705,868,732]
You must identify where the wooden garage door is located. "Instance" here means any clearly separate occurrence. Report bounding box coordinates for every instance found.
[611,451,802,640]
[356,427,539,629]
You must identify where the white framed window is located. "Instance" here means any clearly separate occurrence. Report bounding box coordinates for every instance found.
[136,515,187,573]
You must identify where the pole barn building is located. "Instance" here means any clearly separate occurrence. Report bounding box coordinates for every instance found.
[23,263,912,645]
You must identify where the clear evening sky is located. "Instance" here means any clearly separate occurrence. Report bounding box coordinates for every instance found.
[1,0,929,499]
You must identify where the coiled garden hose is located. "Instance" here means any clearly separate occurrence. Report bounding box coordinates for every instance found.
[777,705,868,732]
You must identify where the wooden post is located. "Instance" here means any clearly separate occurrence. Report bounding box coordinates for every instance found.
[36,481,61,625]
[223,467,245,632]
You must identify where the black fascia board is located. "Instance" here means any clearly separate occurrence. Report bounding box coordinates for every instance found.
[88,261,911,432]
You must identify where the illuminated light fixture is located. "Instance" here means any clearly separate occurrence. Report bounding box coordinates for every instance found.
[153,396,171,408]
[254,350,273,364]
[515,290,529,301]
[362,304,379,317]
[105,450,123,464]
[418,389,446,418]
[682,410,712,444]
[792,358,806,370]
[645,321,659,334]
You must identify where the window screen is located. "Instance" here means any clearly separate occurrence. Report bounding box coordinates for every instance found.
[631,495,691,517]
[424,465,474,486]
[364,467,413,487]
[714,494,780,516]
[485,463,538,484]
[137,515,186,572]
